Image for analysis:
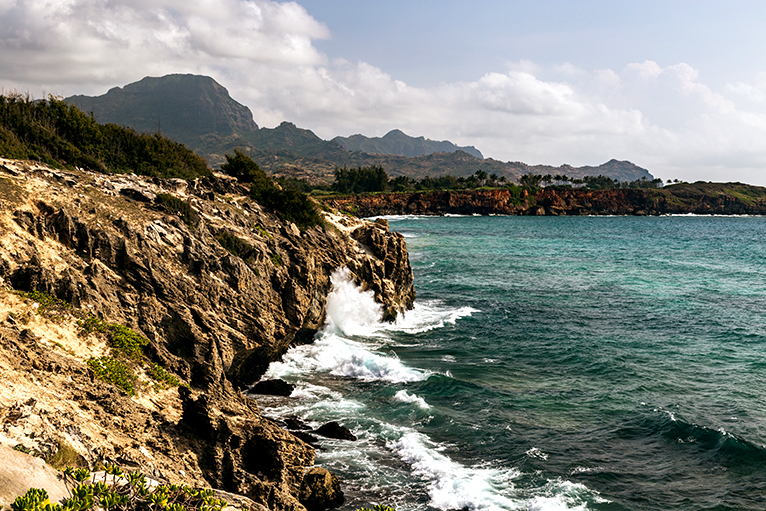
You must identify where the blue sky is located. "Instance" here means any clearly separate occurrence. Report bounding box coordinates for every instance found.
[2,0,766,184]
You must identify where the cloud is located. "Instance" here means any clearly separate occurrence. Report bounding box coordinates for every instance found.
[3,1,766,184]
[0,0,328,89]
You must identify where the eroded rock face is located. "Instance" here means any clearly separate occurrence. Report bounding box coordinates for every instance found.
[299,468,344,511]
[0,160,416,510]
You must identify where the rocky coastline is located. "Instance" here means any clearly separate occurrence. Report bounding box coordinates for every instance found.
[321,184,766,217]
[0,158,415,510]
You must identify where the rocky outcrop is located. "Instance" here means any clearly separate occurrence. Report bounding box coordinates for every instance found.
[299,468,344,511]
[0,158,416,510]
[323,184,766,217]
[0,444,70,507]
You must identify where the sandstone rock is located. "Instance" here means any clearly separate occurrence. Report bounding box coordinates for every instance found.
[0,162,417,510]
[313,422,357,441]
[0,444,70,508]
[299,467,344,511]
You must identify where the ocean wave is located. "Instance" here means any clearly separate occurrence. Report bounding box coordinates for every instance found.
[390,432,520,511]
[384,300,479,335]
[394,390,431,409]
[266,332,428,383]
[324,267,384,337]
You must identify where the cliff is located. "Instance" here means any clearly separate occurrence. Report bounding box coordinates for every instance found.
[0,158,415,510]
[321,183,766,217]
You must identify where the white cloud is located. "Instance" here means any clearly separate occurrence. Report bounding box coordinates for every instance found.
[0,0,328,89]
[3,1,766,184]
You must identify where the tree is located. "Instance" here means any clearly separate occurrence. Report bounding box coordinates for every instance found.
[519,173,543,189]
[220,149,268,184]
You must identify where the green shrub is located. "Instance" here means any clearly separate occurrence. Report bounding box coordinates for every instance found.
[270,254,282,267]
[220,149,269,183]
[156,193,200,228]
[0,94,211,179]
[355,505,397,511]
[87,356,136,396]
[13,444,32,454]
[215,232,255,260]
[218,150,323,230]
[24,290,76,322]
[147,363,185,390]
[106,324,148,361]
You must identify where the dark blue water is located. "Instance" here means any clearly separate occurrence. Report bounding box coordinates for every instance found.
[261,215,766,511]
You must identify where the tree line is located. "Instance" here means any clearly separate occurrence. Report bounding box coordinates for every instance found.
[330,166,663,193]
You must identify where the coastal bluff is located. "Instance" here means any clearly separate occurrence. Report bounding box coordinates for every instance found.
[321,182,766,217]
[0,158,415,511]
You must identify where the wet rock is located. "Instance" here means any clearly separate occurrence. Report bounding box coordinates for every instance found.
[313,422,357,441]
[250,379,295,397]
[299,467,344,511]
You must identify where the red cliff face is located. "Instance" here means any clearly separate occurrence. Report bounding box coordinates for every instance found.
[321,185,766,217]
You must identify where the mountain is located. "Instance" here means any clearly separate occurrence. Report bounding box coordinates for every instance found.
[65,74,258,149]
[333,129,484,159]
[65,74,653,184]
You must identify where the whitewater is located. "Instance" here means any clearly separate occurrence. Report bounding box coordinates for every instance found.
[259,215,766,511]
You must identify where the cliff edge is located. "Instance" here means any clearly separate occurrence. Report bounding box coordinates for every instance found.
[0,158,415,510]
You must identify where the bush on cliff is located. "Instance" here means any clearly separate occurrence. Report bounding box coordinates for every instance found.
[220,150,324,230]
[11,466,229,511]
[0,93,211,179]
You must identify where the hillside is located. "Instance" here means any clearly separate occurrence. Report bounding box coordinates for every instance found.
[66,74,258,152]
[321,181,766,217]
[65,74,654,184]
[0,157,415,509]
[333,129,484,159]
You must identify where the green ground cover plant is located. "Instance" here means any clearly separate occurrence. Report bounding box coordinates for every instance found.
[9,466,228,511]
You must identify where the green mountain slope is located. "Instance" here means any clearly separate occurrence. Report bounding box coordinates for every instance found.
[333,129,484,159]
[66,74,258,150]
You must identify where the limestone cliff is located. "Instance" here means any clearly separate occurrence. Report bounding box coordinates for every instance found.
[0,158,414,510]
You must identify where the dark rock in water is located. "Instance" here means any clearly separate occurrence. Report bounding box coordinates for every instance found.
[314,421,357,441]
[291,431,320,445]
[250,379,295,396]
[284,416,312,430]
[299,467,344,511]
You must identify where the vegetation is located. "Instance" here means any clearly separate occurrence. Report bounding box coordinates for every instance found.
[86,357,137,396]
[0,93,211,179]
[326,166,664,195]
[11,466,229,511]
[17,289,184,395]
[333,165,389,193]
[519,172,663,191]
[220,150,324,230]
[155,193,200,227]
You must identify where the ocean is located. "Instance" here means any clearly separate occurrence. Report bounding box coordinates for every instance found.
[259,215,766,511]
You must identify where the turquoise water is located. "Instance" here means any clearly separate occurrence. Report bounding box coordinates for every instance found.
[261,215,766,510]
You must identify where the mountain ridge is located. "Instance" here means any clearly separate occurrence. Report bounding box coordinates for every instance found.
[333,129,484,159]
[64,74,654,184]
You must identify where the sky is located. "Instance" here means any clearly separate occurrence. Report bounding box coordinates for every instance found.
[2,0,766,184]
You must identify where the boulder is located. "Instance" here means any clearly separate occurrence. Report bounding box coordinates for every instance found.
[313,422,357,441]
[299,467,344,511]
[0,444,70,508]
[250,379,295,397]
